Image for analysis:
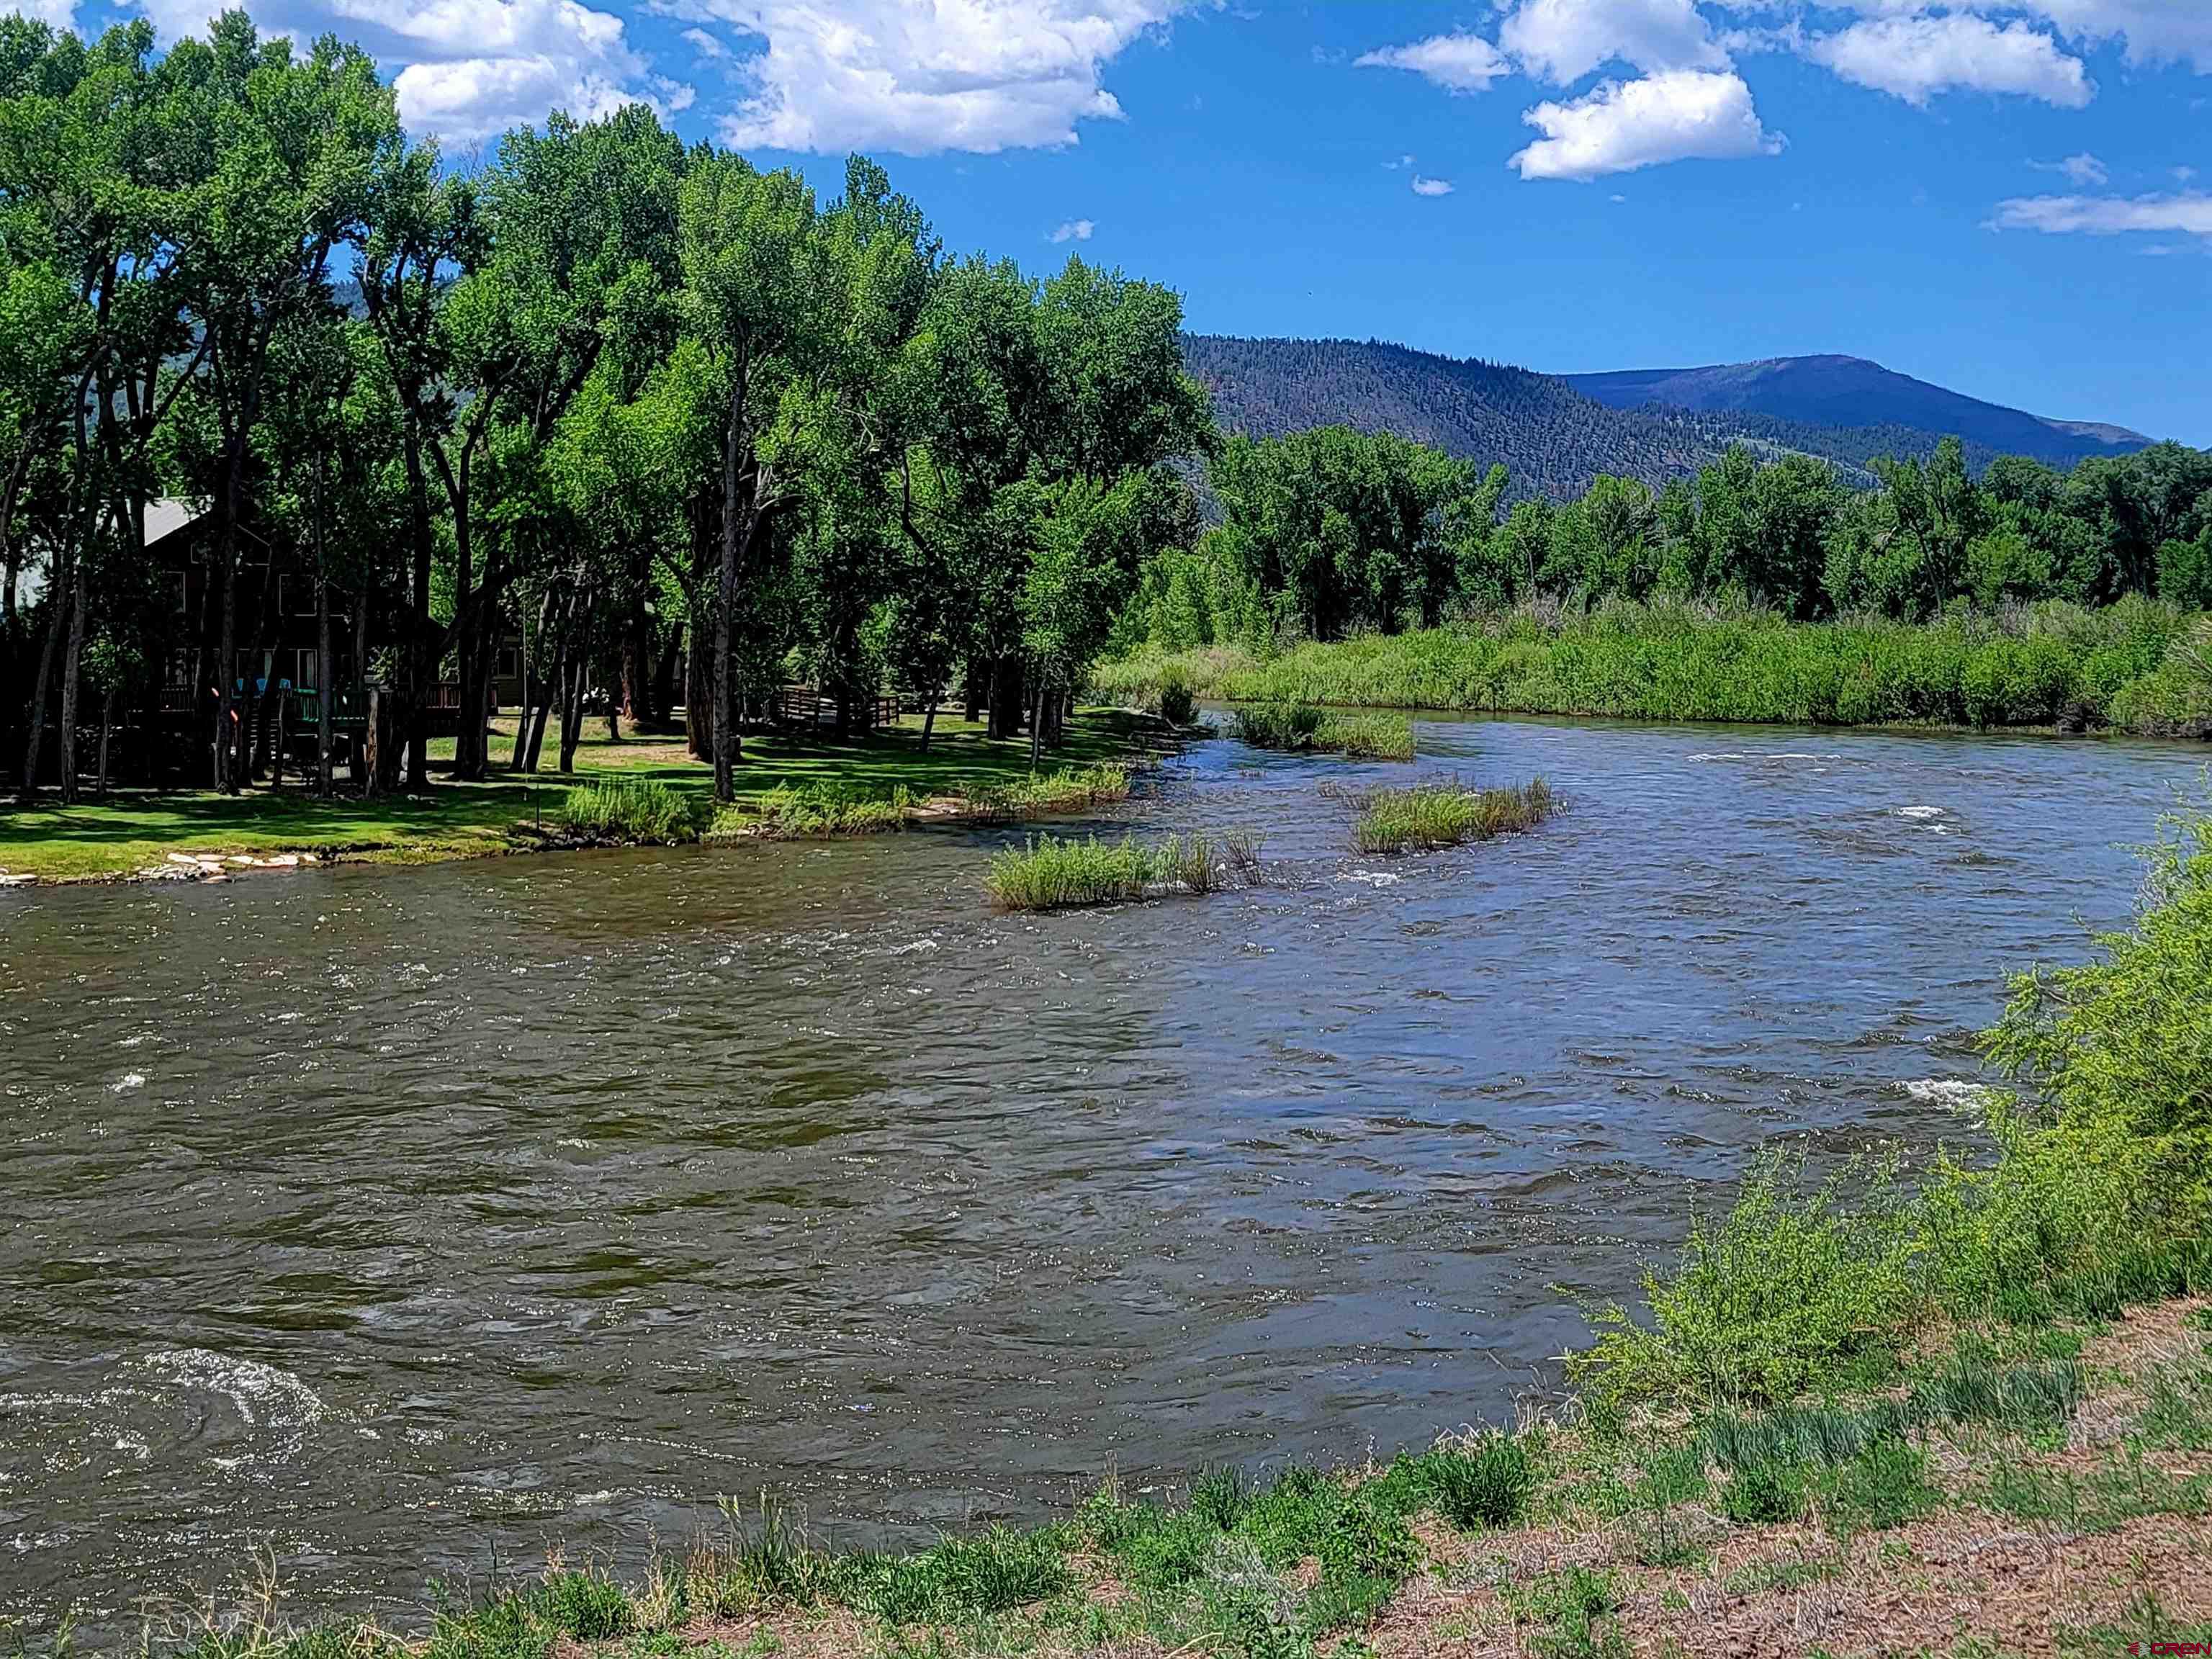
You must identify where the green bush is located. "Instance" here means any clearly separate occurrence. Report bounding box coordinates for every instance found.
[1573,1149,1923,1408]
[1929,804,2212,1316]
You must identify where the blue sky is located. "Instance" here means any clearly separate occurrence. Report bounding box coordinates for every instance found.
[63,0,2212,444]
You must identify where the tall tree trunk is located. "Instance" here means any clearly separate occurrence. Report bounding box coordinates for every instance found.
[213,540,240,792]
[513,586,547,771]
[96,685,114,796]
[315,567,334,799]
[351,582,372,794]
[920,694,938,752]
[713,392,744,803]
[559,652,584,773]
[56,562,87,805]
[685,623,712,760]
[15,549,68,804]
[402,422,432,793]
[1028,673,1046,773]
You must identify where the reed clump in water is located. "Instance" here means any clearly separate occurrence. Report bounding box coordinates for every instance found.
[987,828,1264,910]
[1352,778,1555,854]
[1232,702,1413,761]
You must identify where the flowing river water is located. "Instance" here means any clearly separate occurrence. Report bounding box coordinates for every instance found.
[2,714,2206,1635]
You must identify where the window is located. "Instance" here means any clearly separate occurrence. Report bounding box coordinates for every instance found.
[168,570,188,614]
[498,647,521,680]
[295,648,320,691]
[278,574,316,616]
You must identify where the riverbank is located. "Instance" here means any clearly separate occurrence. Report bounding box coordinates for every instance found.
[1093,599,2212,737]
[68,803,2212,1656]
[0,710,1172,884]
[130,1295,2212,1657]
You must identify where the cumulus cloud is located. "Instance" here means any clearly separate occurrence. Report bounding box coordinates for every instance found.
[682,27,729,60]
[1809,13,2092,108]
[1990,192,2212,236]
[1354,32,1511,92]
[2013,0,2212,73]
[1499,0,1727,84]
[1411,173,1455,195]
[1511,67,1784,181]
[704,0,1188,154]
[132,0,669,143]
[1048,217,1095,242]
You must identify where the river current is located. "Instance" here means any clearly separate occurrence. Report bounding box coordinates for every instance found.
[1,715,2202,1632]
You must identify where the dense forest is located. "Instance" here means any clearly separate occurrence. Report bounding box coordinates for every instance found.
[0,12,1208,806]
[4,12,2208,813]
[1117,426,2212,649]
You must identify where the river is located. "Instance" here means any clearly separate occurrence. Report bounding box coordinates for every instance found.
[1,714,2202,1634]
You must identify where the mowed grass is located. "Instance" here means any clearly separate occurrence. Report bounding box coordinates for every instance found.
[0,711,1156,881]
[1352,778,1556,854]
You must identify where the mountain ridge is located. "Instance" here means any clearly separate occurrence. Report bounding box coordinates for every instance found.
[1182,335,2154,500]
[1562,354,2151,464]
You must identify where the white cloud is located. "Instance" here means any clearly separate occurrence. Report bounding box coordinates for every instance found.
[1411,173,1455,195]
[1511,68,1784,181]
[2040,151,2108,186]
[1713,1,2212,78]
[705,0,1189,154]
[1809,14,2092,108]
[132,0,667,143]
[1354,33,1511,93]
[2013,0,2212,73]
[682,27,729,60]
[1990,192,2212,236]
[1049,217,1095,242]
[1499,0,1727,85]
[13,0,76,27]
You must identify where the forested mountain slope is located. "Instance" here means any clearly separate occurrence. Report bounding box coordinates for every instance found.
[1565,354,2150,469]
[1183,335,2153,499]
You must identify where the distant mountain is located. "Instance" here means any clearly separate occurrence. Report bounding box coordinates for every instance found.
[1563,355,2151,469]
[1184,335,1735,500]
[1182,336,2157,499]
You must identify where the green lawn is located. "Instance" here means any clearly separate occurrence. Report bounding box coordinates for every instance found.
[0,710,1154,882]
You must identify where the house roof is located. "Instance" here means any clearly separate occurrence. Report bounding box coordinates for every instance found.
[143,498,202,548]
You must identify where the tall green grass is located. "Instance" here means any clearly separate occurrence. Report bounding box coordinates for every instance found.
[1352,778,1555,854]
[951,762,1132,823]
[986,829,1263,910]
[1231,702,1416,760]
[556,776,699,845]
[1094,596,2212,734]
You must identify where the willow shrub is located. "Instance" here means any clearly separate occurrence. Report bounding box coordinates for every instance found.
[1571,1150,1925,1409]
[1929,802,2212,1321]
[1578,801,2212,1411]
